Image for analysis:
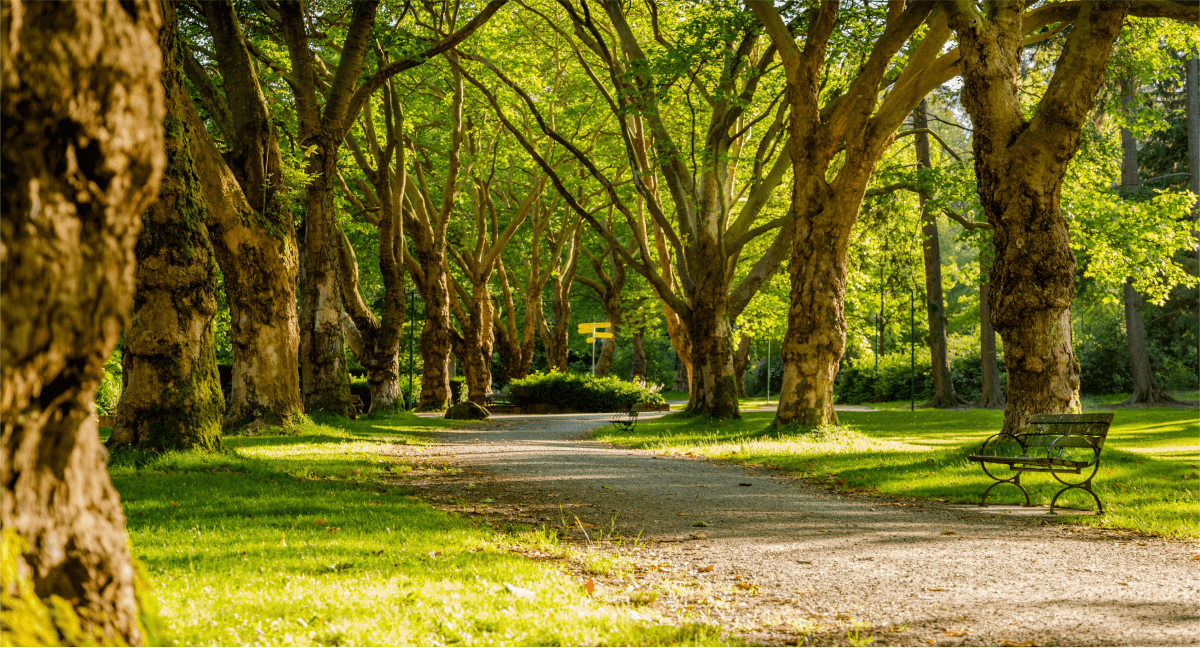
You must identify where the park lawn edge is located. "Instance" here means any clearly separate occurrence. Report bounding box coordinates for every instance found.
[107,411,733,647]
[592,407,1199,539]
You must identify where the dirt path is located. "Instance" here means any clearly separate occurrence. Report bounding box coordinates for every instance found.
[400,413,1199,646]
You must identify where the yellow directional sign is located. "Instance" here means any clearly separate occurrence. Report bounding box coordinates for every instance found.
[577,322,613,333]
[593,331,614,339]
[586,336,594,343]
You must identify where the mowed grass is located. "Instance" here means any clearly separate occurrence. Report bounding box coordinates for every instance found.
[594,406,1200,538]
[107,412,727,647]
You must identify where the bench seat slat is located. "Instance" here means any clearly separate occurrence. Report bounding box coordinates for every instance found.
[968,455,1092,468]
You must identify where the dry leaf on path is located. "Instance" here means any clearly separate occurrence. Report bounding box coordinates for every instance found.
[698,565,715,573]
[584,577,595,595]
[942,530,957,536]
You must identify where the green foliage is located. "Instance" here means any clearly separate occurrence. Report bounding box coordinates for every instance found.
[507,372,665,412]
[596,407,1200,538]
[95,347,123,416]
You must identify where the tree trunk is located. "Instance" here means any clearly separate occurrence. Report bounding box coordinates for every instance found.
[187,0,304,429]
[682,271,740,419]
[1,1,165,643]
[112,1,223,451]
[673,363,689,392]
[539,298,573,372]
[977,244,1006,409]
[914,100,963,408]
[631,329,647,381]
[773,200,855,427]
[184,95,304,429]
[948,1,1128,434]
[458,285,495,405]
[416,253,453,410]
[734,333,752,398]
[298,157,354,416]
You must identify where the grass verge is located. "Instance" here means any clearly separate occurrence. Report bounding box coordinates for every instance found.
[108,411,728,646]
[594,407,1199,538]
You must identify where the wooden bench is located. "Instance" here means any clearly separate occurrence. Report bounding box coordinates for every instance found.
[968,413,1114,514]
[610,403,643,432]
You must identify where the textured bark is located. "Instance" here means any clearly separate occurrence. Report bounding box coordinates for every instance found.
[185,95,303,428]
[413,246,453,410]
[683,245,739,419]
[977,245,1006,409]
[537,224,581,373]
[186,0,303,428]
[948,1,1129,433]
[630,330,647,381]
[914,100,963,408]
[1116,79,1178,406]
[672,363,690,393]
[280,0,380,417]
[112,1,223,451]
[1,1,165,643]
[751,1,947,427]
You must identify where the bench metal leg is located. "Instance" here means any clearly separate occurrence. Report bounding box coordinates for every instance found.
[1049,481,1103,515]
[979,471,1030,508]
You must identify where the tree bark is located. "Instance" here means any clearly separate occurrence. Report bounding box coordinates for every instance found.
[184,94,303,429]
[914,100,963,408]
[186,0,303,429]
[977,243,1006,408]
[948,1,1130,433]
[1,1,165,643]
[112,1,224,451]
[631,329,647,381]
[1117,78,1178,406]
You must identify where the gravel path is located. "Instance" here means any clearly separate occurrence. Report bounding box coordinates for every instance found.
[402,413,1199,646]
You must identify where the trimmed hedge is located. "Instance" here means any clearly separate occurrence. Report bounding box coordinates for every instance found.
[506,372,665,412]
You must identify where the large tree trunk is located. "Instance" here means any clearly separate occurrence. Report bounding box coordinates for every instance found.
[914,100,963,408]
[1117,79,1178,406]
[187,0,304,429]
[185,95,303,429]
[672,362,690,392]
[539,298,573,372]
[773,201,853,427]
[298,158,354,416]
[949,1,1128,433]
[1,1,165,643]
[416,253,453,410]
[682,267,740,419]
[112,1,223,451]
[458,284,495,405]
[977,244,1006,409]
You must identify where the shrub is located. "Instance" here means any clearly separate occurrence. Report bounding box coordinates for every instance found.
[506,371,666,412]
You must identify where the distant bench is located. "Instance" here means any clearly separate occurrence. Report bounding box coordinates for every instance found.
[610,403,644,432]
[968,413,1114,514]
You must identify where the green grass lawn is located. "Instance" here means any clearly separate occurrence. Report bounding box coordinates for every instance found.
[108,412,727,647]
[595,406,1200,538]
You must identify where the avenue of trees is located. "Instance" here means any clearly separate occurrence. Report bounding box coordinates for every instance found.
[2,0,1197,643]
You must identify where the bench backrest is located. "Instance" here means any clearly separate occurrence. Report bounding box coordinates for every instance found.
[1022,413,1114,450]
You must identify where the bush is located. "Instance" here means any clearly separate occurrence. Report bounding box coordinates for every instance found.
[835,350,935,404]
[506,371,666,412]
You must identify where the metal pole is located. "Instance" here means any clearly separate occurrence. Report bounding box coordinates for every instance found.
[591,335,596,375]
[766,337,771,403]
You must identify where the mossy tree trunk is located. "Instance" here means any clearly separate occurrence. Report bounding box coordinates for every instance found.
[112,1,224,451]
[1,0,165,643]
[183,0,303,429]
[947,1,1131,433]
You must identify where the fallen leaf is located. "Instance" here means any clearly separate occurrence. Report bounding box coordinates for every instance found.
[738,483,752,487]
[313,519,328,526]
[941,530,957,536]
[1192,555,1200,560]
[584,577,595,595]
[692,520,709,527]
[676,513,689,517]
[1118,581,1129,586]
[503,582,535,599]
[277,536,287,547]
[601,485,611,489]
[698,565,715,573]
[1000,641,1040,647]
[735,582,755,590]
[325,527,340,533]
[927,587,947,592]
[372,500,381,505]
[171,502,180,507]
